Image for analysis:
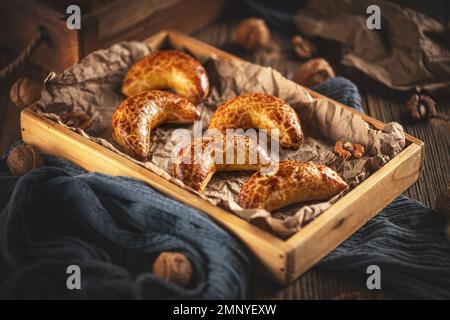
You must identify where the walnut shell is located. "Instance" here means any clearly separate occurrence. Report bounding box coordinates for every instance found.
[235,17,270,51]
[352,144,365,159]
[294,58,335,87]
[292,35,316,59]
[405,92,438,121]
[9,77,43,109]
[61,112,93,130]
[334,141,351,160]
[7,143,44,176]
[152,252,192,287]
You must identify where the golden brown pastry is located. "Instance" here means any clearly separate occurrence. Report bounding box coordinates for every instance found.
[122,50,209,104]
[238,160,348,211]
[208,93,303,149]
[112,90,200,161]
[172,134,272,192]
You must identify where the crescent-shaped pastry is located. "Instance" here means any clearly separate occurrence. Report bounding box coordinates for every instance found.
[208,93,304,149]
[238,160,348,211]
[112,90,200,161]
[122,50,210,104]
[172,134,272,192]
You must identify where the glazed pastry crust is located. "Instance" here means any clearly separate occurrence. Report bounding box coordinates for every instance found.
[238,160,348,211]
[112,90,200,161]
[122,50,209,104]
[172,134,272,192]
[208,93,304,149]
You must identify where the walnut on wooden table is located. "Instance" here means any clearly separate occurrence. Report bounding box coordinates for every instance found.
[405,90,438,120]
[234,17,270,51]
[294,58,335,87]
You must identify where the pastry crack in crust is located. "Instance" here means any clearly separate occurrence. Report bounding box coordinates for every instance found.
[208,93,304,149]
[112,90,200,161]
[122,50,210,104]
[238,160,348,211]
[172,134,273,192]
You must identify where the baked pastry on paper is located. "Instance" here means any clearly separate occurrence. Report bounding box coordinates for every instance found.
[238,160,348,211]
[209,93,304,149]
[172,134,272,193]
[122,50,210,104]
[112,90,200,161]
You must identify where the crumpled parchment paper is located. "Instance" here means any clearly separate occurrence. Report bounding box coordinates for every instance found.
[294,0,450,92]
[34,41,406,238]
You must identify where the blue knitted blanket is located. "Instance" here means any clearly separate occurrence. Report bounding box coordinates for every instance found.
[0,78,449,299]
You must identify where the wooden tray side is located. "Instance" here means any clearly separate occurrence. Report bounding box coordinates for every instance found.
[20,30,425,284]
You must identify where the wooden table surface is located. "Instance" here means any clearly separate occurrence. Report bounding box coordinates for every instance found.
[1,16,449,300]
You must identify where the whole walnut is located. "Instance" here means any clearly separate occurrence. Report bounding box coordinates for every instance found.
[294,58,335,87]
[405,91,438,121]
[292,35,316,59]
[7,143,44,176]
[152,252,193,287]
[9,77,43,109]
[235,17,270,51]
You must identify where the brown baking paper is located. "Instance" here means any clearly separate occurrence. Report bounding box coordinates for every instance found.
[34,42,406,238]
[294,0,450,92]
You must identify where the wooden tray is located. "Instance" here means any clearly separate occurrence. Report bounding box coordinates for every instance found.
[20,30,425,284]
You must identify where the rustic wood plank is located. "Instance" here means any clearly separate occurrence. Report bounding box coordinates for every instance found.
[94,0,227,47]
[0,0,227,72]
